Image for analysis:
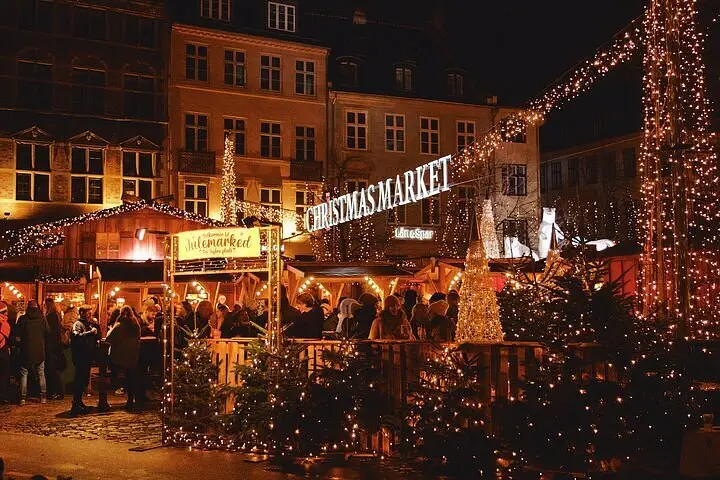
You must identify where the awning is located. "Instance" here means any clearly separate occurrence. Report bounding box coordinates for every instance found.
[96,260,163,282]
[286,262,412,281]
[0,265,38,282]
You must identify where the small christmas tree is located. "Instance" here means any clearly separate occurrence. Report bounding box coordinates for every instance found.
[456,238,503,342]
[220,134,237,225]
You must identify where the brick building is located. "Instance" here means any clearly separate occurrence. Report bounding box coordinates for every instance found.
[0,0,168,222]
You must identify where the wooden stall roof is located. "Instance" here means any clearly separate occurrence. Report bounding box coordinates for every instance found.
[286,262,412,282]
[0,266,38,282]
[96,260,164,282]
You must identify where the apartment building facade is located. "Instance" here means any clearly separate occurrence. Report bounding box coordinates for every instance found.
[540,132,641,242]
[168,1,327,256]
[0,0,168,222]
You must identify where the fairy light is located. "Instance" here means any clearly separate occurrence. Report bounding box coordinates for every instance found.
[364,276,382,296]
[161,283,177,298]
[220,134,238,225]
[3,282,23,300]
[237,200,303,232]
[449,271,463,291]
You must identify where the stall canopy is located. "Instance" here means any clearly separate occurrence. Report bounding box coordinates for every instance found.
[0,266,39,283]
[96,260,164,282]
[287,262,412,281]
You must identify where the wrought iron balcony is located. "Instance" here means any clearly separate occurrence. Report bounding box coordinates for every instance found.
[290,160,323,182]
[178,150,216,174]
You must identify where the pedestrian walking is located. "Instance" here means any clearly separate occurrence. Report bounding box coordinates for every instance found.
[70,306,98,415]
[43,298,65,399]
[16,300,49,405]
[106,306,141,410]
[0,301,11,404]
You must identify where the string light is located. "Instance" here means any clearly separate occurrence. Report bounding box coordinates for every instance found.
[237,200,303,231]
[220,134,238,225]
[3,282,23,300]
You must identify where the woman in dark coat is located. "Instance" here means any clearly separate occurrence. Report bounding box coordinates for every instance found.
[351,293,380,339]
[106,306,141,409]
[44,298,64,399]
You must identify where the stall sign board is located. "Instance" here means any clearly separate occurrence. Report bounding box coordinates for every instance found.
[177,227,261,261]
[394,227,436,241]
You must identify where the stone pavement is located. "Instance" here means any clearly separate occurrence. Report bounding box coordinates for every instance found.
[0,394,162,447]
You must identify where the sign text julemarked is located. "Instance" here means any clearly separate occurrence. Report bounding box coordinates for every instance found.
[176,227,261,261]
[305,155,451,232]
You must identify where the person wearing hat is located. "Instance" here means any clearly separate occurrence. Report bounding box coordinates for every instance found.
[0,301,11,404]
[70,305,98,415]
[428,299,453,342]
[336,298,360,337]
[369,295,415,340]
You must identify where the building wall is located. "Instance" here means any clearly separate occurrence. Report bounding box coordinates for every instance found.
[168,24,327,255]
[0,0,168,222]
[328,92,541,259]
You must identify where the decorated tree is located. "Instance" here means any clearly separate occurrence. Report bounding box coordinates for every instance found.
[220,134,237,225]
[479,199,500,259]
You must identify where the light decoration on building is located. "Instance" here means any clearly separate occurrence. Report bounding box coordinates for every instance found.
[220,135,238,226]
[449,271,463,292]
[255,283,268,297]
[364,276,382,297]
[236,200,304,232]
[109,286,120,298]
[638,0,720,338]
[0,200,224,261]
[3,282,23,300]
[191,281,208,299]
[297,276,315,294]
[479,199,500,259]
[161,283,177,298]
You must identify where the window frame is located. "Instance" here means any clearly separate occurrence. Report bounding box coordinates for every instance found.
[295,189,314,217]
[394,65,413,92]
[200,0,231,21]
[224,117,246,156]
[295,126,315,162]
[15,142,51,202]
[501,164,528,197]
[420,117,440,155]
[339,59,359,86]
[457,185,476,224]
[585,155,599,185]
[540,163,548,193]
[346,179,368,193]
[184,183,208,216]
[550,161,563,190]
[185,43,208,82]
[17,59,53,110]
[447,72,464,96]
[71,66,105,114]
[568,157,580,186]
[70,146,104,204]
[502,219,530,249]
[345,110,368,150]
[421,196,441,226]
[267,2,296,32]
[224,49,246,87]
[121,150,156,202]
[623,147,637,178]
[260,121,282,159]
[456,120,476,153]
[260,54,281,92]
[295,59,315,96]
[385,114,405,153]
[122,71,154,119]
[184,112,209,152]
[260,187,282,207]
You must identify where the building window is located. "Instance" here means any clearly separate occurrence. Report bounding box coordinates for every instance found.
[339,59,358,86]
[540,164,548,193]
[15,143,50,202]
[501,164,527,196]
[224,118,246,155]
[268,2,296,32]
[185,113,208,152]
[394,66,413,92]
[73,7,105,40]
[503,219,529,248]
[603,151,617,183]
[295,60,315,95]
[388,204,406,225]
[124,15,156,48]
[295,190,314,216]
[346,180,367,192]
[550,161,562,190]
[261,188,282,207]
[585,155,599,184]
[456,121,475,153]
[19,0,54,32]
[236,186,245,202]
[421,197,440,226]
[508,126,527,143]
[420,117,439,155]
[295,126,315,161]
[123,73,154,119]
[17,60,53,110]
[71,147,104,204]
[568,157,579,186]
[224,50,246,87]
[623,148,637,178]
[346,111,367,150]
[122,151,155,201]
[184,183,208,216]
[260,55,281,91]
[447,73,463,96]
[72,67,105,114]
[186,44,208,81]
[261,121,281,158]
[457,186,476,223]
[201,0,230,21]
[385,114,405,152]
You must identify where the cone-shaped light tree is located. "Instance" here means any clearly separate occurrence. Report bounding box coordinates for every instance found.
[220,134,238,225]
[456,231,503,342]
[480,199,500,259]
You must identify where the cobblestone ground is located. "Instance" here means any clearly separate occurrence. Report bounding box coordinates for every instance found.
[0,393,162,447]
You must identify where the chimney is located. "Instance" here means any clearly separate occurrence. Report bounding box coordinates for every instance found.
[487,95,498,105]
[353,9,367,25]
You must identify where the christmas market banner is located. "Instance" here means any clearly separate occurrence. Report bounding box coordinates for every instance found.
[176,227,261,261]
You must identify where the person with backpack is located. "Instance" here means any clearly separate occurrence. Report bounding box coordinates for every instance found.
[16,300,50,405]
[0,301,11,404]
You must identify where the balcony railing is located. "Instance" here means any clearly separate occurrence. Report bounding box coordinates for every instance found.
[290,160,323,182]
[178,150,216,174]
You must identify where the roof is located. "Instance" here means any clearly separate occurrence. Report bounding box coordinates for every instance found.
[97,261,164,283]
[286,262,412,280]
[0,265,38,283]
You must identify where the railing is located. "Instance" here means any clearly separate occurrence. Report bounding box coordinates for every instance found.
[290,160,323,182]
[207,339,545,414]
[178,150,217,174]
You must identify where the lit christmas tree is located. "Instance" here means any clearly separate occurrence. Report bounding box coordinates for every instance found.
[479,199,500,259]
[456,237,503,342]
[220,134,238,225]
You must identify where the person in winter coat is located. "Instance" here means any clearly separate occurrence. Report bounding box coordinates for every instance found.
[369,296,415,340]
[70,306,98,415]
[352,293,380,339]
[0,301,11,404]
[403,289,419,322]
[106,306,141,409]
[335,298,360,337]
[43,298,64,400]
[287,294,323,339]
[428,300,453,342]
[446,290,460,332]
[59,299,77,347]
[16,300,50,405]
[410,303,431,340]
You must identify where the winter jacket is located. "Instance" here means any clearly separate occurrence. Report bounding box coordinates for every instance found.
[61,308,78,346]
[287,306,324,339]
[45,310,63,356]
[71,319,98,364]
[369,310,415,340]
[106,320,141,369]
[17,306,50,365]
[0,311,10,351]
[351,305,377,339]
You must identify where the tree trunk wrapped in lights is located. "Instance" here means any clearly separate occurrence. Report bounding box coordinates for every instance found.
[456,233,503,342]
[479,199,500,259]
[220,134,238,225]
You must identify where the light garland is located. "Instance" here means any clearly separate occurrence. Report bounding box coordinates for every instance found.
[3,282,23,300]
[479,199,500,259]
[364,276,383,297]
[221,135,238,225]
[448,271,463,291]
[236,200,303,231]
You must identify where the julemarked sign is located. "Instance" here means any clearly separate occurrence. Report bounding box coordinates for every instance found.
[177,227,261,261]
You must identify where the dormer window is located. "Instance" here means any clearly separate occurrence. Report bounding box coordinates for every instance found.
[268,2,295,32]
[339,58,359,86]
[200,0,230,21]
[447,72,464,96]
[394,65,413,92]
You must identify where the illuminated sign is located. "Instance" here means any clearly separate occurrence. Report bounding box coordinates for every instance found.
[305,155,451,232]
[176,227,261,261]
[394,227,436,241]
